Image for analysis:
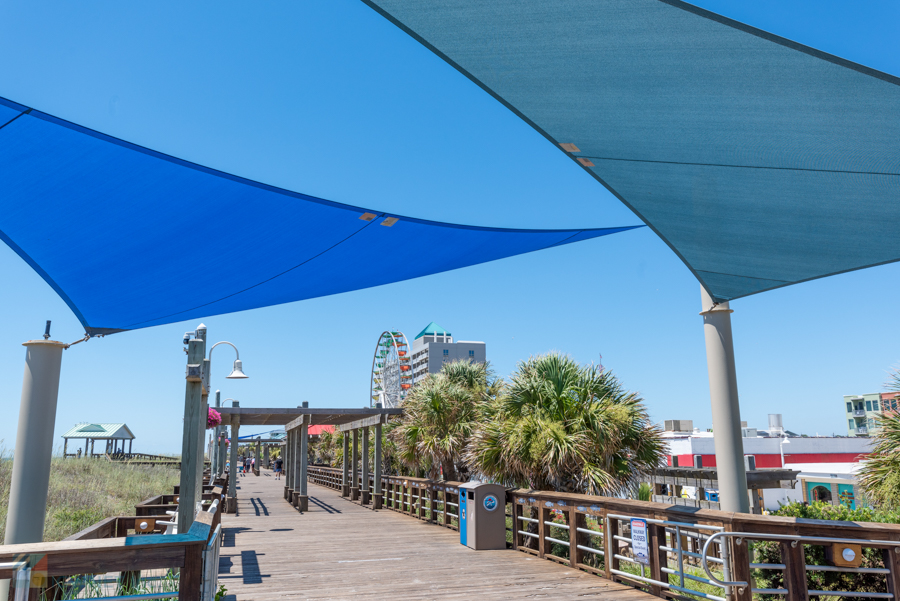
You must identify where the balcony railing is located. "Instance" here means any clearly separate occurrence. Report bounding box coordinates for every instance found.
[852,409,866,417]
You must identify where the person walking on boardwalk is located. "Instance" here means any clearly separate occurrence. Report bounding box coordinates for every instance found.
[274,456,283,480]
[244,456,251,476]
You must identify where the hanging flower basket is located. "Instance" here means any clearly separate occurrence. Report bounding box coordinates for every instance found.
[207,407,222,429]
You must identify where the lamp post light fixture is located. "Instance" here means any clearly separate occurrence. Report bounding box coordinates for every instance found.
[209,341,248,379]
[780,436,791,468]
[178,324,248,532]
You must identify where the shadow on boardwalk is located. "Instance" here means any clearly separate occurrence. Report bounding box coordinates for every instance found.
[219,470,654,600]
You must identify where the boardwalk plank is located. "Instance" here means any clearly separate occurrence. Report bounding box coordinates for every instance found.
[220,471,656,600]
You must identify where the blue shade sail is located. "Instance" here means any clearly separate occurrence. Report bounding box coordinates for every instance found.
[363,0,900,301]
[0,96,636,335]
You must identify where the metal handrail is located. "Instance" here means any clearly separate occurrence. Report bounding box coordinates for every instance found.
[700,530,900,592]
[0,561,30,601]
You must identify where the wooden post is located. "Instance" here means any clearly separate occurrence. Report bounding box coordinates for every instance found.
[285,430,293,499]
[62,438,67,458]
[883,548,900,600]
[263,444,269,469]
[255,439,261,476]
[227,409,239,513]
[178,334,206,533]
[361,427,370,504]
[605,513,618,581]
[428,485,437,522]
[195,356,209,498]
[649,523,668,596]
[781,540,809,601]
[730,537,754,601]
[178,542,204,601]
[419,484,427,520]
[511,497,520,549]
[292,426,302,510]
[341,432,350,497]
[351,429,359,501]
[298,410,309,512]
[537,505,549,559]
[443,490,451,527]
[568,507,581,567]
[373,417,383,509]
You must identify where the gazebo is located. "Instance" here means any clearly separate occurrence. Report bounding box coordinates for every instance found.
[61,423,135,458]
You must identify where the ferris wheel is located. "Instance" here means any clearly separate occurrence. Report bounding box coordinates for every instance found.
[370,330,412,408]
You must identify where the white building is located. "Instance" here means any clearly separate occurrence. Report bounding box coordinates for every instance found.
[663,416,872,510]
[411,322,486,384]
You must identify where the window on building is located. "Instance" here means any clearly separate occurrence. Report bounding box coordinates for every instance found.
[443,349,449,356]
[848,419,855,429]
[469,350,474,357]
[894,399,899,411]
[868,418,875,429]
[866,400,872,411]
[846,402,852,412]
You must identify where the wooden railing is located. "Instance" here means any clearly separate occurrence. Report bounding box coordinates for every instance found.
[307,466,900,601]
[0,506,217,600]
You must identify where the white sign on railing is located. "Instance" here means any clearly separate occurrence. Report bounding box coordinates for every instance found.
[631,518,650,566]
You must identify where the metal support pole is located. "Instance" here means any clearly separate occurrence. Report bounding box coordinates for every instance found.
[178,329,206,533]
[351,429,360,501]
[4,337,66,544]
[1,334,66,601]
[361,426,370,504]
[342,432,350,497]
[227,407,240,513]
[374,403,383,509]
[700,286,750,513]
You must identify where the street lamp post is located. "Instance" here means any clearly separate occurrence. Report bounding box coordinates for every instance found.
[178,325,248,533]
[780,436,791,468]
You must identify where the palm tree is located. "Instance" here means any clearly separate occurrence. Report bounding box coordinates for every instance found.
[465,352,665,497]
[859,369,900,509]
[390,360,498,481]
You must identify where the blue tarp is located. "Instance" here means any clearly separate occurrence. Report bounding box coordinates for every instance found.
[0,96,636,335]
[364,0,900,301]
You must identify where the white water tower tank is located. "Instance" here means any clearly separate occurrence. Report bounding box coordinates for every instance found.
[768,414,784,436]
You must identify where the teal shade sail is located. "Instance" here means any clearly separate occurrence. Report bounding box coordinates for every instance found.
[363,0,900,301]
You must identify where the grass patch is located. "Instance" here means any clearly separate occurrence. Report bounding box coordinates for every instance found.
[0,445,179,542]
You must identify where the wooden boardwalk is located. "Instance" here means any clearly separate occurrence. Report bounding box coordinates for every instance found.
[219,470,656,600]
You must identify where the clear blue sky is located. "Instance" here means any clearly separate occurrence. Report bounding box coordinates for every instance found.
[0,1,897,453]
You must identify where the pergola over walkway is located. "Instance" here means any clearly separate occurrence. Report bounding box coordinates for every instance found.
[218,405,400,512]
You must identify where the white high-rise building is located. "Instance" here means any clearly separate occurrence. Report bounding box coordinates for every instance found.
[411,322,486,384]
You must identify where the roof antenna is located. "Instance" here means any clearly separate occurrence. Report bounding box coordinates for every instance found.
[43,320,51,340]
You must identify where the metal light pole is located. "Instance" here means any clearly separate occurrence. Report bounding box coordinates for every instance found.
[700,286,750,513]
[780,436,790,468]
[1,323,67,600]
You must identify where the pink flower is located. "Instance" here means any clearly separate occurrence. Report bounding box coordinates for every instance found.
[207,407,222,429]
